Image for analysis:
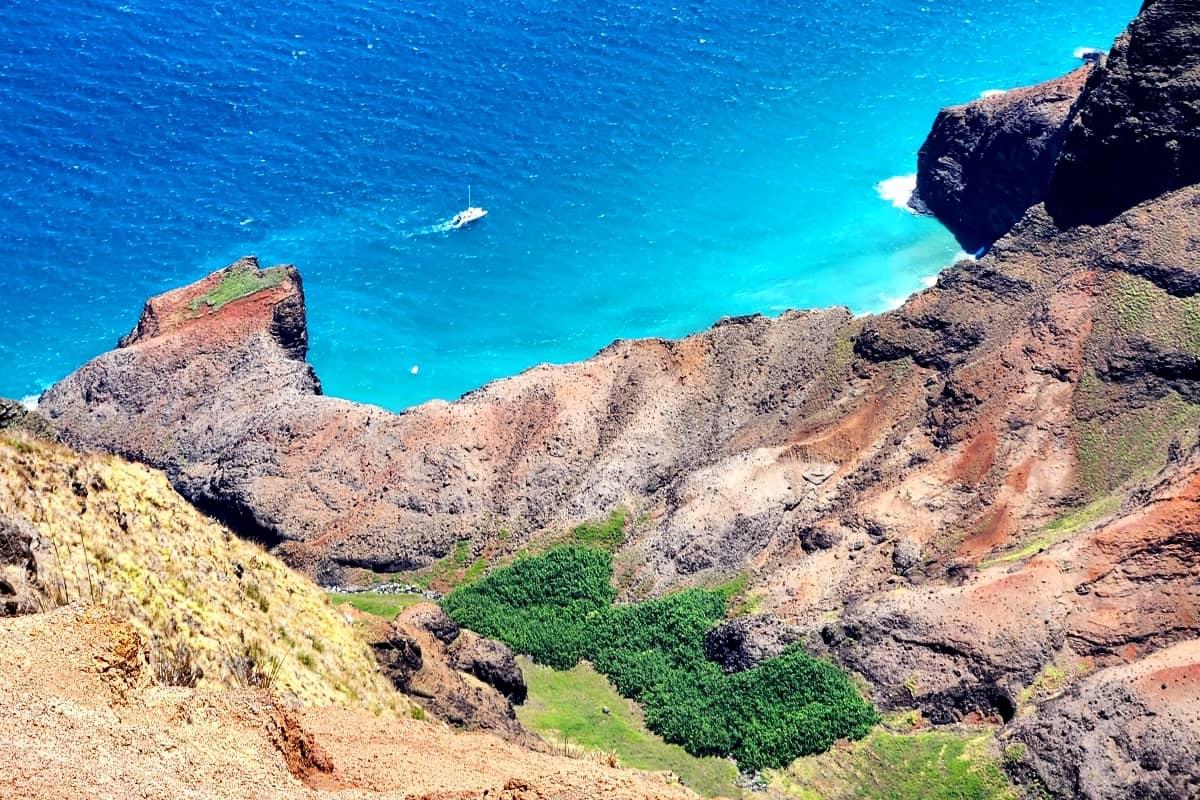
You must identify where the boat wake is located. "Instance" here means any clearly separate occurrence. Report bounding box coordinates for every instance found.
[404,219,457,238]
[875,174,918,213]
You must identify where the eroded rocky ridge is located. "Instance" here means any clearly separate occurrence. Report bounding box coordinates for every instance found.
[38,3,1200,797]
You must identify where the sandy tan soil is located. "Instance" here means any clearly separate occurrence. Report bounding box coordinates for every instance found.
[0,607,698,800]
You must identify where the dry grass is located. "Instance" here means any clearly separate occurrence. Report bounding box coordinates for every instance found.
[0,434,398,710]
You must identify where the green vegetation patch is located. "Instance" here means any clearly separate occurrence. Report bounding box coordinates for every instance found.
[406,538,487,592]
[1017,660,1091,708]
[1103,272,1200,354]
[188,265,287,314]
[443,546,878,772]
[768,725,1016,800]
[1073,384,1200,497]
[980,494,1120,568]
[517,656,741,798]
[329,592,426,620]
[565,508,629,550]
[396,510,632,594]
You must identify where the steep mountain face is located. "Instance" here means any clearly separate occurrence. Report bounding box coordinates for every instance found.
[1047,0,1200,226]
[42,257,854,584]
[37,2,1200,797]
[910,66,1089,252]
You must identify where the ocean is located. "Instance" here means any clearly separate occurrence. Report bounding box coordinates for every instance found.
[0,0,1140,410]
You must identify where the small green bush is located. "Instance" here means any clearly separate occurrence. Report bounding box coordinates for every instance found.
[443,546,878,771]
[568,508,629,550]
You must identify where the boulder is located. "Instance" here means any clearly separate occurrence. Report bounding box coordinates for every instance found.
[0,514,46,616]
[703,615,802,673]
[447,629,527,705]
[401,602,461,646]
[891,538,923,575]
[911,67,1089,251]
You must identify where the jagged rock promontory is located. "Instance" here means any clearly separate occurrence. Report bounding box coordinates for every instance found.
[38,2,1200,797]
[911,66,1089,251]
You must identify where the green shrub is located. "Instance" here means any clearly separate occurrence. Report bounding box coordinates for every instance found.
[443,546,878,771]
[568,508,629,550]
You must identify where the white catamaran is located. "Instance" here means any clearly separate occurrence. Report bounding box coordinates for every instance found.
[450,185,488,229]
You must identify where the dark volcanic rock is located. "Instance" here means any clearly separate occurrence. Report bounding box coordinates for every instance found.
[370,624,423,693]
[448,630,527,705]
[703,615,802,673]
[0,514,45,616]
[1047,0,1200,227]
[1098,336,1200,404]
[912,67,1089,251]
[0,399,56,441]
[1003,641,1200,800]
[403,603,461,646]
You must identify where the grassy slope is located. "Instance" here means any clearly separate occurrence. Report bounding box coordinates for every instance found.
[371,509,634,595]
[0,435,399,710]
[1075,273,1200,496]
[768,721,1016,800]
[330,592,426,619]
[516,657,741,799]
[188,264,288,313]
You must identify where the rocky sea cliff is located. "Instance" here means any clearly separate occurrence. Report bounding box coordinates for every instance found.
[6,1,1200,798]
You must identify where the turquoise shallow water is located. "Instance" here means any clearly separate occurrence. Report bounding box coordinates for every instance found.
[0,1,1140,410]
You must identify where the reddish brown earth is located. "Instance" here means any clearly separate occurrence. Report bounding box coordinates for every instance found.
[0,607,697,800]
[34,3,1200,797]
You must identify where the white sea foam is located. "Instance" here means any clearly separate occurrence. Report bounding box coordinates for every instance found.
[980,88,1007,99]
[409,220,455,237]
[19,395,39,411]
[875,174,917,213]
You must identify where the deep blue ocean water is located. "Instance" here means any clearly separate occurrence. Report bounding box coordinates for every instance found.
[1,0,1140,410]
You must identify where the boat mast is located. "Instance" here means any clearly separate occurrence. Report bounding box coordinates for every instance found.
[468,184,472,207]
